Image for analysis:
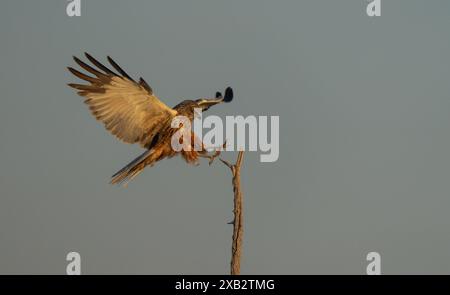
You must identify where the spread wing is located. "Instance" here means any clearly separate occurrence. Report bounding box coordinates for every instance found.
[68,53,177,148]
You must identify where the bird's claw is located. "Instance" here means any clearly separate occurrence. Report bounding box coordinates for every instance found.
[206,141,227,165]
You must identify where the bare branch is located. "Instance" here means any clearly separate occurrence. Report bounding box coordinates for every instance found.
[219,158,233,169]
[220,151,245,275]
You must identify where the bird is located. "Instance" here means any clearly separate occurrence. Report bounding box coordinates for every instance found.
[67,53,233,185]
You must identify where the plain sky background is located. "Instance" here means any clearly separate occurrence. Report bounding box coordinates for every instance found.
[1,0,450,274]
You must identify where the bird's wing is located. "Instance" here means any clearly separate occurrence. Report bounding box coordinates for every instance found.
[68,53,177,148]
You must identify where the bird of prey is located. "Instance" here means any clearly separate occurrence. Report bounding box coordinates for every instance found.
[67,53,233,185]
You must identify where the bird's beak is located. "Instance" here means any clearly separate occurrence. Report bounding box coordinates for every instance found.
[198,98,224,108]
[198,87,234,109]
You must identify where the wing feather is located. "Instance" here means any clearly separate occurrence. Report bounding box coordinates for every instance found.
[85,52,118,76]
[68,53,177,148]
[107,56,135,81]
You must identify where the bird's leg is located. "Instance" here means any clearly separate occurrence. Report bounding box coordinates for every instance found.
[198,141,227,165]
[197,152,219,165]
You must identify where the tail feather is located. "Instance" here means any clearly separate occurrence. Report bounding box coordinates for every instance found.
[110,149,154,186]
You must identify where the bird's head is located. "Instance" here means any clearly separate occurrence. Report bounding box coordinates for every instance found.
[195,87,233,112]
[173,87,234,119]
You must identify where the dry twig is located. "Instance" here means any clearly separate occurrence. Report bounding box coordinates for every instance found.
[220,151,245,275]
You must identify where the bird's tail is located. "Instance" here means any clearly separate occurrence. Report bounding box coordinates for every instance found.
[110,149,158,186]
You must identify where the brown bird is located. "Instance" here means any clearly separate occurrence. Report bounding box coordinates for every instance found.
[68,53,233,185]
